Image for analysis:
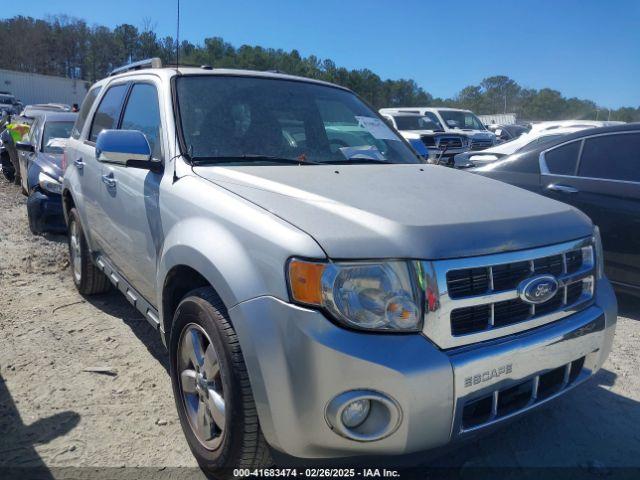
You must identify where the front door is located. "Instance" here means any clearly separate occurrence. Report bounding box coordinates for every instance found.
[99,80,166,302]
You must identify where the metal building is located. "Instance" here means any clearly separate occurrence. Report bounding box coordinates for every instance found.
[0,69,90,106]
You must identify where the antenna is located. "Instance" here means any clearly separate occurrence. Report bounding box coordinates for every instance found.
[173,0,181,183]
[175,0,180,70]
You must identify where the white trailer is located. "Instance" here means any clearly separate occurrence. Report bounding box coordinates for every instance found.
[478,113,517,125]
[0,69,90,107]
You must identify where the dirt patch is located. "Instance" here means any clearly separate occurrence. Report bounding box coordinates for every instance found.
[0,178,638,476]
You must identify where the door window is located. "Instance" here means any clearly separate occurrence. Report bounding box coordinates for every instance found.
[120,83,163,159]
[543,141,580,175]
[72,86,102,139]
[89,84,128,143]
[27,118,41,146]
[578,133,640,183]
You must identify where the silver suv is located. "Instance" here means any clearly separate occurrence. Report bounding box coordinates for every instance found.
[62,59,617,474]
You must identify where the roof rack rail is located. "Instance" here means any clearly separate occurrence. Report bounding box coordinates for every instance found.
[109,57,162,76]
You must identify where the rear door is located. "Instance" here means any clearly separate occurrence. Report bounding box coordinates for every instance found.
[540,132,640,287]
[81,82,130,256]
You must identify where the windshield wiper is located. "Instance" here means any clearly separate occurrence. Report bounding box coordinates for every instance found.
[191,154,321,166]
[326,158,393,165]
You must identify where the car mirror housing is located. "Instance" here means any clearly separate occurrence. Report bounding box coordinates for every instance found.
[95,129,160,171]
[16,141,34,153]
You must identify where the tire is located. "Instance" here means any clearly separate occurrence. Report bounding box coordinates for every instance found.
[27,198,40,235]
[1,152,14,182]
[67,208,111,295]
[170,287,272,477]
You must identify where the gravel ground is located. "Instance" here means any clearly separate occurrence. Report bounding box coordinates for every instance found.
[0,178,638,479]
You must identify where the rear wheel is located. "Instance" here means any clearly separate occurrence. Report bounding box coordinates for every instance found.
[67,208,111,295]
[170,287,272,477]
[1,152,14,181]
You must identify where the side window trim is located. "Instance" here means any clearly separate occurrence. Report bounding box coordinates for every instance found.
[73,85,102,141]
[86,81,132,146]
[540,130,640,184]
[576,131,640,185]
[119,80,165,161]
[539,138,582,177]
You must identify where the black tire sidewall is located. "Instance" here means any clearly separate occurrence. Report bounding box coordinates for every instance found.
[169,290,244,471]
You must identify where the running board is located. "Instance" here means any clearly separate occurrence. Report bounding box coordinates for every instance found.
[95,255,160,330]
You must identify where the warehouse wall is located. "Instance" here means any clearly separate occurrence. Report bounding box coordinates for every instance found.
[0,69,90,106]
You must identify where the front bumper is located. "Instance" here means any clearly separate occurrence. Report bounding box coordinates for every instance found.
[229,278,616,459]
[27,190,65,234]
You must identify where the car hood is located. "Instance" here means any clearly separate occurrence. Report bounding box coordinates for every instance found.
[36,152,63,181]
[400,130,448,139]
[193,164,593,260]
[446,129,494,139]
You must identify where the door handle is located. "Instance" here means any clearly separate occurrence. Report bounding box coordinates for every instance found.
[101,173,117,188]
[547,184,579,194]
[74,158,85,169]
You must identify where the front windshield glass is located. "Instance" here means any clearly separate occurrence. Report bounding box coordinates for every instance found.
[42,121,73,154]
[0,95,14,105]
[176,76,419,165]
[438,110,486,130]
[394,113,443,132]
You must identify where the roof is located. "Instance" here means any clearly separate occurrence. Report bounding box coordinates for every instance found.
[514,122,640,157]
[101,66,351,92]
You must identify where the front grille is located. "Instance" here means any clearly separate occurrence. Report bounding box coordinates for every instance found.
[471,139,493,150]
[447,249,587,299]
[431,239,596,347]
[437,136,464,149]
[420,135,436,147]
[461,357,585,430]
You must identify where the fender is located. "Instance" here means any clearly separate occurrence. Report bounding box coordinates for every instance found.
[156,215,325,335]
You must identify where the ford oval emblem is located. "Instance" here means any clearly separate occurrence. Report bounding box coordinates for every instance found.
[518,275,559,304]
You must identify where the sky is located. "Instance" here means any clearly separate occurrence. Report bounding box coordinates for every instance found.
[4,0,639,108]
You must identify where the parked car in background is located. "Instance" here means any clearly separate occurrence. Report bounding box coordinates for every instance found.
[15,112,76,234]
[454,126,590,168]
[20,103,71,117]
[1,105,69,185]
[62,59,616,474]
[527,120,624,134]
[472,123,640,296]
[380,111,468,164]
[0,92,22,116]
[381,107,496,151]
[487,123,529,143]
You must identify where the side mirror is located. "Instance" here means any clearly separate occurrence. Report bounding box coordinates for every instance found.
[95,129,161,171]
[16,141,34,153]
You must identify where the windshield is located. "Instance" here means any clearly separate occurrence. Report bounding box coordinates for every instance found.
[42,121,73,154]
[438,110,486,131]
[394,113,443,132]
[0,95,15,105]
[176,76,419,165]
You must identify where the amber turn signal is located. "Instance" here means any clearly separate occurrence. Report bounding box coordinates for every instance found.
[288,259,326,306]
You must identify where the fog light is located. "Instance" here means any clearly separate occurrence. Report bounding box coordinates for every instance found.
[341,399,371,428]
[326,390,401,442]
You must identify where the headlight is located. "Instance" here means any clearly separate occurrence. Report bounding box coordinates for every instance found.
[38,171,62,194]
[593,226,604,279]
[288,259,423,332]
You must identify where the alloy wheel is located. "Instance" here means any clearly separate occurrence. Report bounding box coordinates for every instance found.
[177,323,227,450]
[69,220,82,283]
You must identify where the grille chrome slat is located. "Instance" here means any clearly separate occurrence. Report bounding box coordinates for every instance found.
[423,237,595,349]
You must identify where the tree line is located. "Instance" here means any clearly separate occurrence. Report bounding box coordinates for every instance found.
[0,15,637,122]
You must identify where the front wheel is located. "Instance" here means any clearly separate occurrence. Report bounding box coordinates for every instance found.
[170,287,272,476]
